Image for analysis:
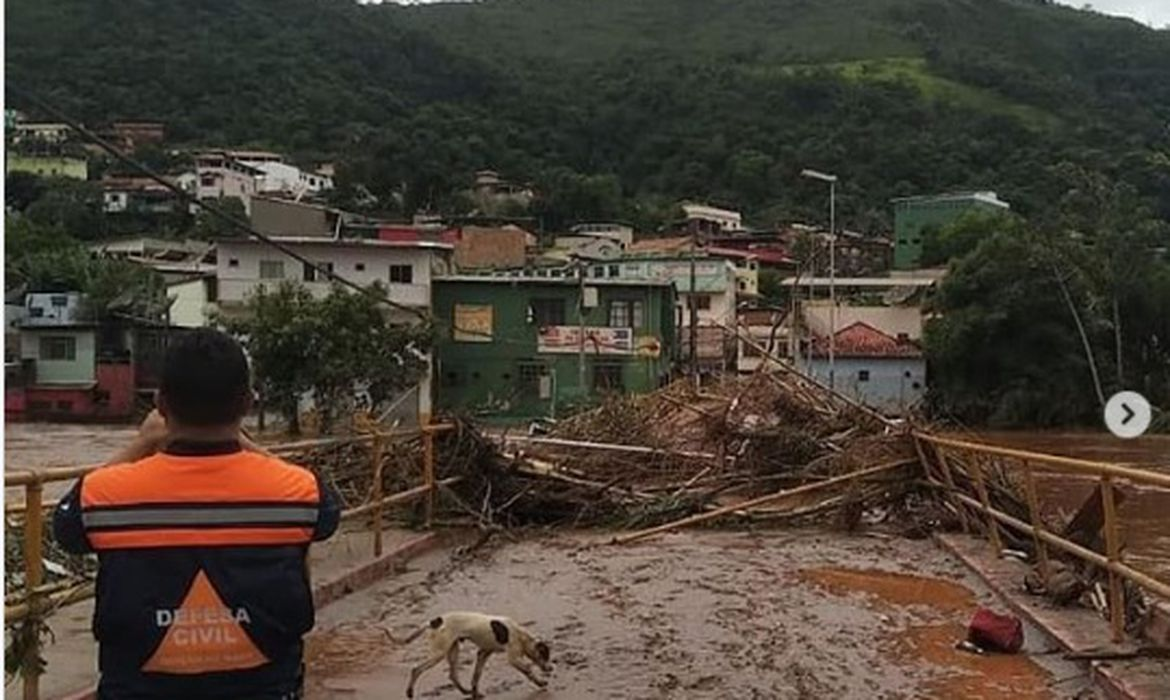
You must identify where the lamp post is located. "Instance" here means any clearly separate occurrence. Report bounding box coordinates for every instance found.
[800,168,838,390]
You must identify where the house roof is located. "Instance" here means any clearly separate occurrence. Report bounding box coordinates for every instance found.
[251,194,343,216]
[215,236,453,251]
[890,191,1009,208]
[812,321,921,359]
[100,176,177,192]
[781,276,938,288]
[436,274,673,289]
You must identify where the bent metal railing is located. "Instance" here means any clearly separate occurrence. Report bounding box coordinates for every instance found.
[913,432,1170,644]
[4,423,454,700]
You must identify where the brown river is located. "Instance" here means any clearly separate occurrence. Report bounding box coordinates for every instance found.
[6,423,1168,588]
[945,430,1170,586]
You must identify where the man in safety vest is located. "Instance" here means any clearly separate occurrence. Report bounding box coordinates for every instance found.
[54,328,341,699]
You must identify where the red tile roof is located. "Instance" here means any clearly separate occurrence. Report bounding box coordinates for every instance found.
[812,321,921,358]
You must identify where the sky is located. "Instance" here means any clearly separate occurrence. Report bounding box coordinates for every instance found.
[1057,0,1170,27]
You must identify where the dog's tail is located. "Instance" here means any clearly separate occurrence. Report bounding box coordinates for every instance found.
[382,616,443,645]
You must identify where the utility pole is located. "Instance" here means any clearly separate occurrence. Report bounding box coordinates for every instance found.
[829,177,836,391]
[801,169,839,390]
[689,226,699,381]
[577,258,587,392]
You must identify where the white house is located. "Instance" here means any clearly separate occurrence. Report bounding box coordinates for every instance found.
[682,202,744,233]
[12,122,72,144]
[215,238,450,312]
[241,160,334,197]
[215,237,454,423]
[183,151,263,213]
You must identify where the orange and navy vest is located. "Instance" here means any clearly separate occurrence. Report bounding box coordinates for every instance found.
[53,439,340,699]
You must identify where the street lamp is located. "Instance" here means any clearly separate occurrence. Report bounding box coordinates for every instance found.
[801,168,838,390]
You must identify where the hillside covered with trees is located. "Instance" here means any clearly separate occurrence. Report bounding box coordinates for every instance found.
[6,0,1169,427]
[7,0,1169,230]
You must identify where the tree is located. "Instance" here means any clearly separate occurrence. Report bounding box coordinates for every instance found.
[920,211,1016,268]
[5,217,169,322]
[924,227,1102,426]
[223,282,433,434]
[221,283,318,434]
[757,268,787,305]
[5,172,47,211]
[21,177,104,240]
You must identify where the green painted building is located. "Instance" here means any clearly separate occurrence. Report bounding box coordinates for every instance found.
[892,192,1009,270]
[433,274,677,422]
[5,154,89,180]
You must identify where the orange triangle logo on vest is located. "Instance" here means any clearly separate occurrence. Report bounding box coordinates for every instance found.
[142,569,269,674]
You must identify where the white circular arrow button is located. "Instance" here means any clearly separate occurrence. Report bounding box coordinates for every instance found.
[1104,391,1151,439]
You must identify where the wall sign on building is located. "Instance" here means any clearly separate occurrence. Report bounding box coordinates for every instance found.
[538,326,633,355]
[635,336,662,358]
[453,304,493,342]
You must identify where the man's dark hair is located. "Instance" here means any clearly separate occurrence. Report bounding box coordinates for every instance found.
[160,328,251,427]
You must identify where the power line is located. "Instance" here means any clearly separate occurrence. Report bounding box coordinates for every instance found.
[7,82,429,321]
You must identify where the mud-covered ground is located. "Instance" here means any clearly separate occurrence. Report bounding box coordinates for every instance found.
[305,530,1097,700]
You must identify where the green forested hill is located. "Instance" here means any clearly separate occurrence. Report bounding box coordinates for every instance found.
[6,0,1170,229]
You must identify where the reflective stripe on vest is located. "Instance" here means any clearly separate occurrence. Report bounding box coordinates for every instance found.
[81,451,320,550]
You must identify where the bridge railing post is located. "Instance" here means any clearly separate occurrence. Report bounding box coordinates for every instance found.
[22,480,45,700]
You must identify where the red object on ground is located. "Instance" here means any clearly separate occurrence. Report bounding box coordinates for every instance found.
[967,607,1024,653]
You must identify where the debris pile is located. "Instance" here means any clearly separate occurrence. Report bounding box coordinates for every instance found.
[449,370,924,531]
[4,515,95,597]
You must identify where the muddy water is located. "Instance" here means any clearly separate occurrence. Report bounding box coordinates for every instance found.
[4,423,138,502]
[958,430,1170,468]
[800,568,1053,699]
[946,430,1170,587]
[304,531,1090,699]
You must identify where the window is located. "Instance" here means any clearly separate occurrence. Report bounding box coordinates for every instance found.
[228,258,240,268]
[50,295,68,307]
[303,261,334,282]
[858,370,871,382]
[896,333,910,343]
[259,260,284,279]
[608,264,620,278]
[530,298,565,326]
[200,174,216,187]
[29,307,44,318]
[592,361,624,392]
[738,280,747,291]
[40,336,77,361]
[517,362,547,396]
[609,300,630,328]
[592,265,605,278]
[389,265,413,284]
[608,300,644,329]
[206,279,219,303]
[355,262,366,272]
[687,295,711,311]
[912,382,922,390]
